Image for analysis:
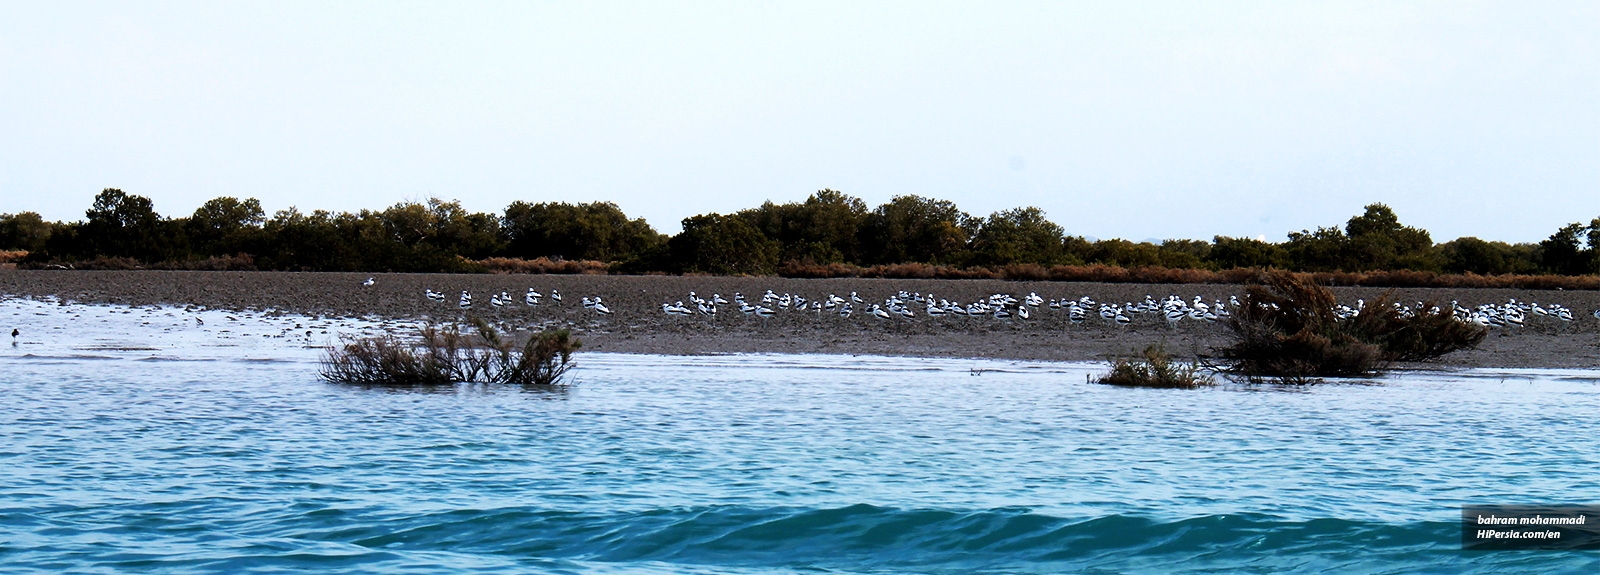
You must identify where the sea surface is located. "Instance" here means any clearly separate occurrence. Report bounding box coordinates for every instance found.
[2,296,1598,574]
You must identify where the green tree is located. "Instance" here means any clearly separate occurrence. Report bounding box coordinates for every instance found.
[1157,239,1213,269]
[860,195,974,264]
[738,189,868,264]
[1086,239,1162,268]
[187,197,264,257]
[0,212,53,252]
[257,208,352,271]
[502,201,662,262]
[1343,203,1436,271]
[668,213,780,275]
[1284,226,1347,271]
[1587,217,1600,275]
[1540,222,1590,275]
[378,199,504,262]
[967,207,1067,266]
[80,188,180,262]
[1437,237,1539,275]
[1209,236,1288,269]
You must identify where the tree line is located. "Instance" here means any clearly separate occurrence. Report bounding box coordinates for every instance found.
[1,188,1597,277]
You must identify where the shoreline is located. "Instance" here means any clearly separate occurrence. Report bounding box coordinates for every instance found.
[3,270,1597,370]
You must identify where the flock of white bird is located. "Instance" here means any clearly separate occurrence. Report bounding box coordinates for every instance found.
[420,287,621,314]
[393,277,1600,329]
[656,289,1237,326]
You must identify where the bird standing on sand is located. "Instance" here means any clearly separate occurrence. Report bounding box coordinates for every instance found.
[10,328,17,339]
[363,277,375,286]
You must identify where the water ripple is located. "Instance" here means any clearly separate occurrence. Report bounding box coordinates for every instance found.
[2,299,1599,573]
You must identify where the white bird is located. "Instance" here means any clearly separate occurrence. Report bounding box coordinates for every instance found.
[1017,306,1030,320]
[871,304,891,319]
[593,298,612,314]
[550,289,562,303]
[458,291,472,309]
[754,306,775,317]
[362,277,375,286]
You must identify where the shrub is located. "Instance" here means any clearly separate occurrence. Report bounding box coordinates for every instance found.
[1096,344,1213,388]
[778,260,863,278]
[477,256,610,274]
[1215,271,1486,382]
[150,254,258,271]
[320,319,581,385]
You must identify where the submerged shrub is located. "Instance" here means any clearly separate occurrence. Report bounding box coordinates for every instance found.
[1096,344,1213,389]
[1216,271,1485,382]
[320,319,581,385]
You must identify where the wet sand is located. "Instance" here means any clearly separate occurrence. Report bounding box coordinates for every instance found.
[2,270,1597,369]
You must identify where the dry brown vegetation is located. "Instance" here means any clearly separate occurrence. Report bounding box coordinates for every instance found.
[0,250,26,264]
[779,260,1600,290]
[478,257,611,275]
[320,319,582,385]
[1215,271,1487,383]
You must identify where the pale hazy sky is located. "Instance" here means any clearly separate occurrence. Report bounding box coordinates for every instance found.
[1,1,1595,243]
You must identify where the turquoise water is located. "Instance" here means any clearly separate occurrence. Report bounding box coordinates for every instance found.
[3,298,1599,573]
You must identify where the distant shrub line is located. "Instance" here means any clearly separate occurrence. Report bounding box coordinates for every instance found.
[23,254,1599,289]
[4,188,1597,280]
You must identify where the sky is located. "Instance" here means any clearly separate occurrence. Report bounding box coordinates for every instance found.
[1,1,1595,244]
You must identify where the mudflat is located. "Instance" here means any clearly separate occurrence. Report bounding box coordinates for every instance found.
[2,270,1597,369]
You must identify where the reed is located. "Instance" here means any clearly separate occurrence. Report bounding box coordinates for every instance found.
[320,319,581,385]
[1096,344,1213,388]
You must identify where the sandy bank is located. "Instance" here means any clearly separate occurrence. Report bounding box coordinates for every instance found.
[2,270,1597,369]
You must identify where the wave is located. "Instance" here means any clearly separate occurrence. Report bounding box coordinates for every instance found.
[6,504,1594,573]
[257,504,1570,573]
